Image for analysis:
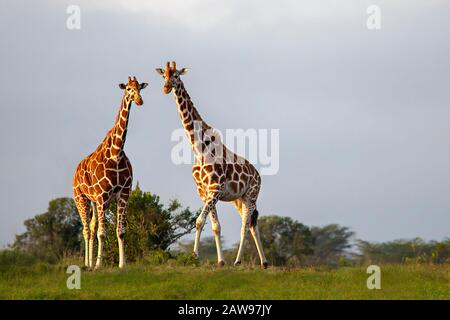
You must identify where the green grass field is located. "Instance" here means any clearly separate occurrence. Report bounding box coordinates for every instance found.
[1,262,449,299]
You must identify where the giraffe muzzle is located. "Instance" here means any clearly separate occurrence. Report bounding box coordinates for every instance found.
[163,86,172,94]
[135,97,143,106]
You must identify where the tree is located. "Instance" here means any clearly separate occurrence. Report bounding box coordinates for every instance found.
[233,215,313,266]
[12,198,82,261]
[11,187,198,265]
[103,185,198,264]
[308,224,355,266]
[177,236,221,262]
[356,238,450,264]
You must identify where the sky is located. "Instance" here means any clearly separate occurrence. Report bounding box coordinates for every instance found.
[0,0,449,248]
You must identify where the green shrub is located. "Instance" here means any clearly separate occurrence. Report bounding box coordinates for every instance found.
[102,185,197,265]
[142,250,171,265]
[0,249,39,268]
[176,252,200,267]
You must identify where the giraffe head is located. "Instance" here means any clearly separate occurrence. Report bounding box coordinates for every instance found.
[118,76,148,106]
[155,61,189,94]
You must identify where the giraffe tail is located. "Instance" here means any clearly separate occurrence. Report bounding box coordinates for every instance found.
[250,208,259,227]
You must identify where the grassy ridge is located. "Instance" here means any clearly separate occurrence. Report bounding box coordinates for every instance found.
[1,262,449,299]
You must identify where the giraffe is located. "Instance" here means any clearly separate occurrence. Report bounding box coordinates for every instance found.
[72,76,148,270]
[156,61,268,268]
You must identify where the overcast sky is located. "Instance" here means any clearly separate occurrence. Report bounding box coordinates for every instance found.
[1,0,449,248]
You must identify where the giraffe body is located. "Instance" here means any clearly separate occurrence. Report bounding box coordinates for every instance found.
[72,77,147,269]
[157,62,268,268]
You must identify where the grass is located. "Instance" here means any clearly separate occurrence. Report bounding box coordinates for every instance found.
[0,261,449,299]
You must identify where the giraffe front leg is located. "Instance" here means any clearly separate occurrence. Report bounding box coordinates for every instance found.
[209,208,224,267]
[116,194,129,269]
[193,211,208,258]
[193,192,220,258]
[95,203,106,270]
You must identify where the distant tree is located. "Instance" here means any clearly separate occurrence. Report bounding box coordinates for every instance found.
[232,215,313,266]
[308,224,355,266]
[356,238,450,264]
[12,198,82,261]
[103,185,198,264]
[177,236,221,262]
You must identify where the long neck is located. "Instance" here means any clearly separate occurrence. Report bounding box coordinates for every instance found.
[173,81,210,157]
[108,94,132,159]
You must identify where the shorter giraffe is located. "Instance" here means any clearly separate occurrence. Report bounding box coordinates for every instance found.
[156,62,268,268]
[73,76,147,269]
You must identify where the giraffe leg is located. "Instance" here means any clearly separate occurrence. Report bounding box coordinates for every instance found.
[234,200,253,266]
[209,208,224,266]
[193,191,220,258]
[233,199,268,268]
[75,195,91,268]
[88,203,97,269]
[95,202,106,270]
[116,191,129,269]
[193,211,208,258]
[250,224,268,268]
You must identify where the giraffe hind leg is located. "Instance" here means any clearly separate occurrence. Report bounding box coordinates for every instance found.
[233,198,267,268]
[249,220,268,268]
[94,202,107,270]
[88,203,97,269]
[116,190,130,269]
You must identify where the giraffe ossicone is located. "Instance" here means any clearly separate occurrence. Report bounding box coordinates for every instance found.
[156,61,268,268]
[73,76,148,270]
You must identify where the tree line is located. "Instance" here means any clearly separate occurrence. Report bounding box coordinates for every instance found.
[5,186,450,267]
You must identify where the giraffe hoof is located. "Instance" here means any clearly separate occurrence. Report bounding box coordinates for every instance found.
[234,260,241,266]
[218,261,225,268]
[262,262,268,269]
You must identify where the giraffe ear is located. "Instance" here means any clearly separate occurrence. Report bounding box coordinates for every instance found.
[179,68,189,75]
[119,83,127,89]
[155,68,165,75]
[139,83,148,90]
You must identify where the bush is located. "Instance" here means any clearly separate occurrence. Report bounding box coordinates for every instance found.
[142,250,171,266]
[175,252,200,267]
[0,249,39,268]
[230,216,313,266]
[102,185,198,265]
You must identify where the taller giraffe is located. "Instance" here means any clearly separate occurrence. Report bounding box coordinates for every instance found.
[156,62,268,268]
[73,76,148,269]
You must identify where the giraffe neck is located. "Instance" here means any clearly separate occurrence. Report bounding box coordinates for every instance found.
[173,81,210,158]
[107,94,133,160]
